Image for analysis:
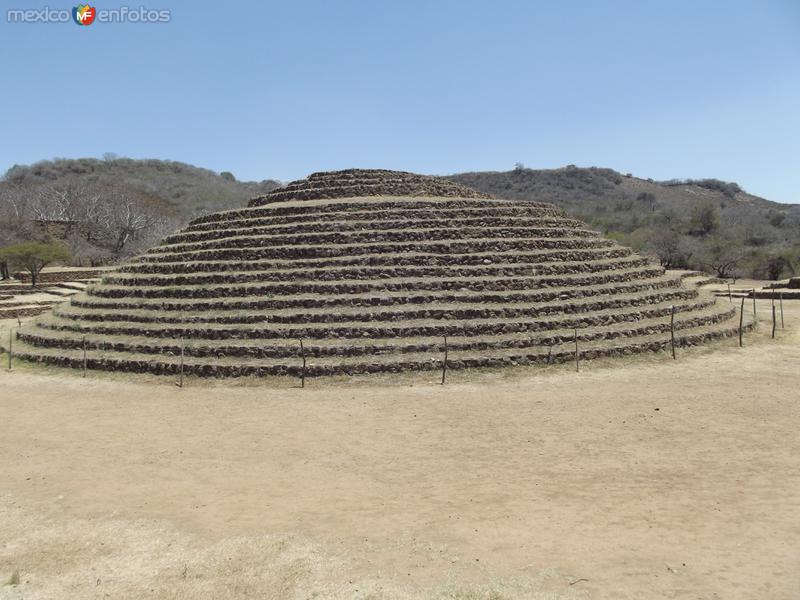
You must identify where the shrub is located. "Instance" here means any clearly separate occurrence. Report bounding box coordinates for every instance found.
[0,241,70,286]
[689,202,719,236]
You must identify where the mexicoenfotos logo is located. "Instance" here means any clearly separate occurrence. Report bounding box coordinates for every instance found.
[72,4,96,25]
[6,5,171,24]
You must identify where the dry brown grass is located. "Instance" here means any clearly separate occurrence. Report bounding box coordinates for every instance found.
[0,501,587,600]
[0,299,798,599]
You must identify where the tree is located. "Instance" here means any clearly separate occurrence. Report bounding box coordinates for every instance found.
[0,242,70,286]
[764,254,790,281]
[220,171,236,182]
[769,212,787,228]
[0,178,176,265]
[636,192,656,212]
[101,186,174,256]
[648,229,681,268]
[647,228,696,269]
[0,184,33,280]
[29,183,86,223]
[689,202,719,236]
[697,236,744,279]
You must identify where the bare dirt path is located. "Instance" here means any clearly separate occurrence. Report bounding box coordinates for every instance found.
[0,302,798,599]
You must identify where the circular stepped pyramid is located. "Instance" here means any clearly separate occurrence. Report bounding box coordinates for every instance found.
[9,169,745,378]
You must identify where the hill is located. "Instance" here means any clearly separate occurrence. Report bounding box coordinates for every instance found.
[0,158,281,267]
[448,166,800,280]
[2,158,799,280]
[3,157,281,220]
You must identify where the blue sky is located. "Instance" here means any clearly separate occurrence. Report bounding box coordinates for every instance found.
[1,0,798,202]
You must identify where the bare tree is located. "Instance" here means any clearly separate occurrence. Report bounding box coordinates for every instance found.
[30,184,83,223]
[698,237,745,278]
[0,184,33,278]
[648,229,693,269]
[101,186,174,255]
[0,179,177,265]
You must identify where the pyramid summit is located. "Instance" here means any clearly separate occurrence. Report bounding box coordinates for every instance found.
[12,168,742,377]
[249,168,493,205]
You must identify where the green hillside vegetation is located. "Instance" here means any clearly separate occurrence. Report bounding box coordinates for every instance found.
[0,157,281,270]
[3,156,281,219]
[449,166,800,280]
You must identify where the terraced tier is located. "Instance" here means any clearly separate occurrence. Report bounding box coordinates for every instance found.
[249,168,492,205]
[0,280,94,320]
[7,169,744,378]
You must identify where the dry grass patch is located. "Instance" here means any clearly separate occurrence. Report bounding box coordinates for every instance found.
[0,500,586,600]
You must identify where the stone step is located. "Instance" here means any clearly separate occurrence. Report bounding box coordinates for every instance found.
[28,298,724,359]
[150,227,603,256]
[189,198,563,226]
[70,274,685,312]
[54,287,701,326]
[121,247,635,274]
[0,305,54,319]
[172,216,593,243]
[182,211,587,234]
[135,237,618,264]
[0,300,60,309]
[36,297,725,341]
[7,307,747,378]
[102,256,650,287]
[250,178,493,205]
[85,266,666,300]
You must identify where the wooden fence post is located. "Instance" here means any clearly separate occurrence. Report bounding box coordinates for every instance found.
[82,336,87,377]
[574,329,579,372]
[7,329,12,371]
[752,288,756,323]
[178,337,184,388]
[772,305,777,339]
[670,305,676,360]
[441,335,448,385]
[546,344,552,365]
[780,292,784,329]
[299,339,306,388]
[738,296,745,347]
[727,283,732,303]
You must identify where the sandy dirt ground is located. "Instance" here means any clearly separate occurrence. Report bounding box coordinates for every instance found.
[0,300,798,599]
